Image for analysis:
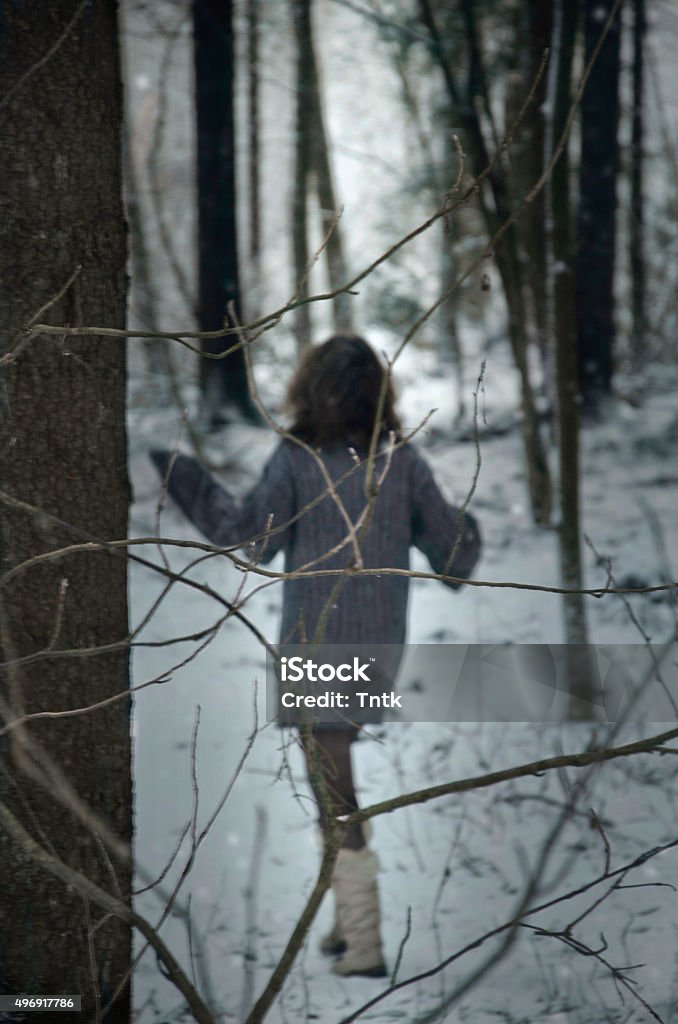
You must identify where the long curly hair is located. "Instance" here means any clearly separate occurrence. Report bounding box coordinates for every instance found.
[285,335,402,450]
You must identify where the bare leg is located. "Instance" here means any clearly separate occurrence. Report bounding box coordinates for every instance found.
[301,728,365,850]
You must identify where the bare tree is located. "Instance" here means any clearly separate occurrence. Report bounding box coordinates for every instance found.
[630,0,647,369]
[576,0,623,413]
[290,0,353,348]
[193,0,258,424]
[545,0,596,714]
[247,0,261,307]
[290,0,315,348]
[504,2,552,378]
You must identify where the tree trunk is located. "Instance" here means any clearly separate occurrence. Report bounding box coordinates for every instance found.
[576,0,623,414]
[247,0,261,316]
[630,0,647,370]
[502,272,553,526]
[525,5,551,372]
[546,0,596,717]
[308,63,353,332]
[0,4,132,1018]
[291,0,314,349]
[440,228,465,420]
[193,0,257,424]
[120,2,167,379]
[505,2,552,387]
[291,0,352,344]
[310,101,353,333]
[124,123,166,374]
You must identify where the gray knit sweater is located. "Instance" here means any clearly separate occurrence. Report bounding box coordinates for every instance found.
[155,439,481,650]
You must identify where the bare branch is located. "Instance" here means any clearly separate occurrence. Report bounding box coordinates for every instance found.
[343,725,678,829]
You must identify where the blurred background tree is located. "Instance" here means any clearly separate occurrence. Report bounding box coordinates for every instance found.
[193,0,259,426]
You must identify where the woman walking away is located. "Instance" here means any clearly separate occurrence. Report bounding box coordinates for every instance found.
[151,335,481,978]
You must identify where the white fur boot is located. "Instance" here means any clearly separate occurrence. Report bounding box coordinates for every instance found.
[318,823,373,957]
[329,847,387,978]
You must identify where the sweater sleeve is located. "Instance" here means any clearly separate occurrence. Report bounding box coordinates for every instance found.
[409,447,481,589]
[151,443,295,564]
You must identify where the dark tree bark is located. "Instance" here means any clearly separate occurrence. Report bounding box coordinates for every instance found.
[243,0,262,325]
[291,0,314,349]
[0,3,132,1018]
[546,0,596,715]
[247,0,261,275]
[506,3,552,380]
[576,0,623,413]
[193,0,257,424]
[248,0,261,264]
[630,0,647,369]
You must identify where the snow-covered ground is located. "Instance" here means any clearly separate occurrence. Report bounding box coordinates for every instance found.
[128,359,678,1023]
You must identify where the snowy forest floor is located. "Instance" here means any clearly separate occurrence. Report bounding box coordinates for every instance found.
[127,342,678,1023]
